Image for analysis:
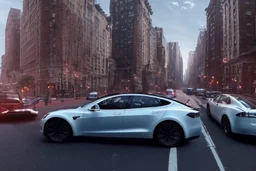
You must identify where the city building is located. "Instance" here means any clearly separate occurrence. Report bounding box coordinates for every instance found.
[155,27,167,90]
[190,30,207,88]
[186,51,194,86]
[148,26,158,91]
[177,56,183,87]
[221,0,256,93]
[110,0,153,92]
[205,0,223,90]
[20,0,93,96]
[91,4,111,93]
[0,54,6,83]
[2,8,21,85]
[167,42,182,88]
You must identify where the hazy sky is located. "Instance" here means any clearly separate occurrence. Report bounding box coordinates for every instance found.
[0,0,210,73]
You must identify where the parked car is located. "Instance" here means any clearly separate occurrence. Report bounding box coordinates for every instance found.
[0,91,38,119]
[204,91,221,99]
[86,92,99,100]
[166,89,177,99]
[206,94,256,136]
[41,93,201,147]
[186,88,195,95]
[195,88,205,96]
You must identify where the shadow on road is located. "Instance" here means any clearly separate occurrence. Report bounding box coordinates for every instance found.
[0,116,37,124]
[201,106,256,145]
[42,136,166,148]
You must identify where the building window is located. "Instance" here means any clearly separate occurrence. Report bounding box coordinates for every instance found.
[245,10,252,15]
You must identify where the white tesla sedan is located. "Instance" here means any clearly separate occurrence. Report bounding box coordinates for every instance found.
[40,93,201,147]
[206,94,256,136]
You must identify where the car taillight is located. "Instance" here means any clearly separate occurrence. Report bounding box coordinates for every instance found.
[236,112,248,117]
[187,112,200,118]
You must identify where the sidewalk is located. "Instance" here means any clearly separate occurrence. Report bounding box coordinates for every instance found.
[36,98,87,109]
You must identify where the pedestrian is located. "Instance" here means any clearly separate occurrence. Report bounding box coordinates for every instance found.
[44,92,49,106]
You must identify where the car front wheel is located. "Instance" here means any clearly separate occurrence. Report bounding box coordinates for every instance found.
[45,118,72,143]
[155,121,184,147]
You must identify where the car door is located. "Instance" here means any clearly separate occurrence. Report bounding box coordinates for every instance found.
[210,95,222,118]
[214,95,230,121]
[122,95,168,138]
[81,95,131,137]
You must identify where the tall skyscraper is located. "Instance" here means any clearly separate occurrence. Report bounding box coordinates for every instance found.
[20,0,93,96]
[110,0,153,92]
[205,0,223,86]
[221,0,256,93]
[2,8,21,84]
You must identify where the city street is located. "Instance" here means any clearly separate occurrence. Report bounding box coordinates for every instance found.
[0,92,255,171]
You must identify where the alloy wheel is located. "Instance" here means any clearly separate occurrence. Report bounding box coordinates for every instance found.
[45,119,72,143]
[155,122,183,147]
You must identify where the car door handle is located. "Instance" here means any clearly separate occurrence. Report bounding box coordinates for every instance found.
[113,112,122,115]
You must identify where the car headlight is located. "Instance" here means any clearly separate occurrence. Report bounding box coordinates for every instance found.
[43,113,50,119]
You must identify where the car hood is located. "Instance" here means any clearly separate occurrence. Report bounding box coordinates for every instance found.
[50,108,80,116]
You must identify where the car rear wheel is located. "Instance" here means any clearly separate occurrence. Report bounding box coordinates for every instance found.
[222,116,232,136]
[155,121,184,147]
[206,104,212,117]
[45,118,72,143]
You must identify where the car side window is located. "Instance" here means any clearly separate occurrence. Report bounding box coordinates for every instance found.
[130,96,164,108]
[98,96,130,110]
[221,95,231,104]
[213,95,221,102]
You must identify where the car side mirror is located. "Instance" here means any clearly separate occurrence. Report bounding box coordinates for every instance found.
[89,104,100,111]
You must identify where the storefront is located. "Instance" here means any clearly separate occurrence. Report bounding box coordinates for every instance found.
[223,51,256,94]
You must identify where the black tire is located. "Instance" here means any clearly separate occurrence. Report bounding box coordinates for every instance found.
[155,121,184,147]
[45,118,72,143]
[206,104,212,117]
[222,116,232,136]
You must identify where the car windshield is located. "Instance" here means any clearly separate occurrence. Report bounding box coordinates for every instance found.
[237,97,256,109]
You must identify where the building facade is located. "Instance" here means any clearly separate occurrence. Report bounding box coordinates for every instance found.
[206,0,223,90]
[20,0,93,96]
[91,4,111,93]
[148,26,158,91]
[167,42,182,88]
[2,8,21,85]
[110,0,153,92]
[155,27,167,90]
[221,0,256,93]
[190,30,207,88]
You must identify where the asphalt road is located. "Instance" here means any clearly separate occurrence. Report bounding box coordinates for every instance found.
[189,93,256,171]
[0,93,255,171]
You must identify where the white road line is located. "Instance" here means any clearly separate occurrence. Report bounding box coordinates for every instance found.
[168,147,178,171]
[187,94,225,171]
[201,121,226,171]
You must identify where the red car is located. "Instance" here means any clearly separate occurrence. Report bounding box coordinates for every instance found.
[0,91,38,119]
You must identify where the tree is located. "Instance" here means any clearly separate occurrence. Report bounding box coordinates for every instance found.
[17,75,35,89]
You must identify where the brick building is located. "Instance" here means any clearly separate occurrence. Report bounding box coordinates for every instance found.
[110,0,153,92]
[20,0,93,96]
[221,0,256,93]
[1,8,21,85]
[205,0,223,90]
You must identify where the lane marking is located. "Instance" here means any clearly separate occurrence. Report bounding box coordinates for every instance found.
[190,95,226,171]
[202,123,225,171]
[180,93,225,171]
[168,147,178,171]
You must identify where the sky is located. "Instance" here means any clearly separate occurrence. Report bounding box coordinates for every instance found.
[0,0,209,74]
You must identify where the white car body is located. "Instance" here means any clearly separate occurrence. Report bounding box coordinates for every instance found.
[40,94,201,146]
[207,94,256,136]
